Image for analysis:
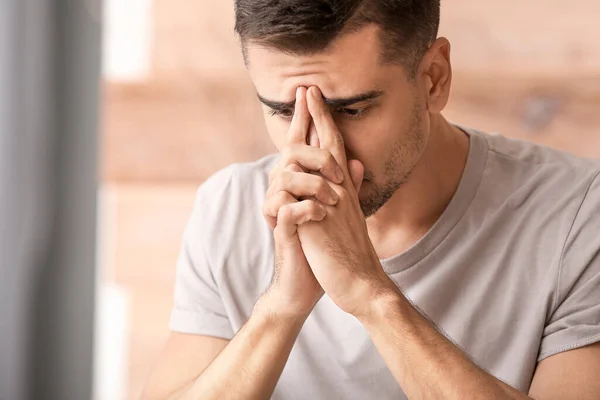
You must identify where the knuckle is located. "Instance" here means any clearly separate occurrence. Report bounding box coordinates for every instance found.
[315,178,329,196]
[280,189,293,200]
[268,168,278,183]
[298,201,313,219]
[337,187,349,201]
[274,171,289,190]
[324,152,337,168]
[281,170,293,187]
[277,191,294,208]
[309,201,322,215]
[285,163,302,173]
[280,148,292,165]
[271,176,281,192]
[278,204,293,221]
[264,196,279,217]
[262,201,271,217]
[282,143,301,164]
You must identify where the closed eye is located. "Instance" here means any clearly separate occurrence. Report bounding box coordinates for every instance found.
[268,108,294,119]
[335,107,368,119]
[268,106,369,120]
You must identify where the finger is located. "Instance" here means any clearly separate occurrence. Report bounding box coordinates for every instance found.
[268,160,282,185]
[267,162,306,199]
[276,200,327,239]
[285,163,304,173]
[263,190,297,229]
[347,159,365,193]
[285,164,315,202]
[308,122,320,148]
[280,144,344,184]
[306,86,348,175]
[274,171,339,206]
[288,87,310,145]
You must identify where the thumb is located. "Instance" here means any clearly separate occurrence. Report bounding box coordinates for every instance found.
[347,159,364,193]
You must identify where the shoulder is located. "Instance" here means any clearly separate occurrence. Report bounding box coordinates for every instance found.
[481,131,600,175]
[464,129,600,270]
[475,130,600,210]
[191,153,280,232]
[191,153,279,244]
[196,153,279,206]
[190,152,279,264]
[475,129,600,286]
[187,154,279,310]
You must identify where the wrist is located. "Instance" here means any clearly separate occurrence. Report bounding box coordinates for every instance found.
[354,282,409,325]
[254,291,313,326]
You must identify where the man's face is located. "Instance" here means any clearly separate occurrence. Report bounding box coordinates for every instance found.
[247,25,430,217]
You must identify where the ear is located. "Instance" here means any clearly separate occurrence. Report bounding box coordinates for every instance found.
[420,37,452,114]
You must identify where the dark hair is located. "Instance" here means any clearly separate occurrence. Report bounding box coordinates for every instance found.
[234,0,440,78]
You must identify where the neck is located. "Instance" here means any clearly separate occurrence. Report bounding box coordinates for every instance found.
[366,115,470,259]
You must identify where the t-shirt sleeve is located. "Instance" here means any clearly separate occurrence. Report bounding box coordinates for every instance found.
[538,170,600,362]
[168,181,234,339]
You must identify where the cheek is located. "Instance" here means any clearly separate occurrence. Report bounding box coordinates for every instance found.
[264,118,291,151]
[338,109,418,179]
[336,115,395,160]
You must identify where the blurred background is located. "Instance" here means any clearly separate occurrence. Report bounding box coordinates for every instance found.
[2,0,600,399]
[101,1,600,397]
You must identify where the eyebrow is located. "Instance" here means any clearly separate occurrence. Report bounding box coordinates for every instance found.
[257,90,384,111]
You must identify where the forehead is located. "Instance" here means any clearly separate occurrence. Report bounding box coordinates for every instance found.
[246,25,406,102]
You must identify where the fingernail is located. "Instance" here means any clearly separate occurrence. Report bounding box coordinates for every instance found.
[335,166,344,183]
[296,87,302,101]
[319,205,327,218]
[330,190,339,205]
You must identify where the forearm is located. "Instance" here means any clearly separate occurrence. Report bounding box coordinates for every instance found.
[360,291,532,400]
[177,295,307,400]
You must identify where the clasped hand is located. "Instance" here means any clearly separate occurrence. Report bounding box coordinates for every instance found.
[263,86,395,319]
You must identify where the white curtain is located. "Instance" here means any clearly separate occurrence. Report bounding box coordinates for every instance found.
[0,0,102,399]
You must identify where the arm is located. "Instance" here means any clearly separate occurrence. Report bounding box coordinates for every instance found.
[359,290,531,400]
[141,333,229,400]
[528,342,600,400]
[359,290,600,400]
[273,87,600,400]
[282,87,523,398]
[142,293,308,400]
[356,170,600,398]
[143,86,340,400]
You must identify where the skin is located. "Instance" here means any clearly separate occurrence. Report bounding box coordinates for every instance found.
[252,23,600,400]
[141,23,600,400]
[248,25,470,259]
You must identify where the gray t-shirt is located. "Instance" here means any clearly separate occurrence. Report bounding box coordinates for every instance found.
[170,128,600,398]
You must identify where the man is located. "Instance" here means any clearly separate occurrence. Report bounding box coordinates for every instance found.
[142,1,600,399]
